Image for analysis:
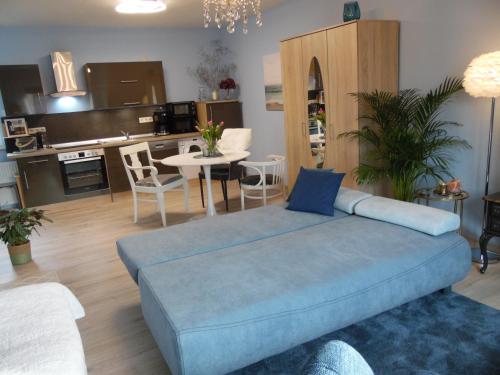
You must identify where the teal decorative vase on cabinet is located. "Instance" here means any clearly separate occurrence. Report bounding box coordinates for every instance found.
[343,1,361,22]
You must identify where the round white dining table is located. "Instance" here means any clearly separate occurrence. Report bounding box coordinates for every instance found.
[161,150,250,217]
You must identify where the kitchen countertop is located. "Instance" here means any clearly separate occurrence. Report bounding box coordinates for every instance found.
[7,132,201,160]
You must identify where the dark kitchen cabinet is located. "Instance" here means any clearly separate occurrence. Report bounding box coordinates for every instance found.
[104,147,131,193]
[0,65,46,115]
[17,155,66,207]
[85,61,166,110]
[143,140,179,175]
[196,100,243,128]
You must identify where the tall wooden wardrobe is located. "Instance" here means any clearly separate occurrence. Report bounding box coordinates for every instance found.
[280,20,399,190]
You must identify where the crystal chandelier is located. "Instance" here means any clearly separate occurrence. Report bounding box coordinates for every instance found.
[203,0,263,34]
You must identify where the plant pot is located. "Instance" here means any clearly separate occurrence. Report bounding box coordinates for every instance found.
[8,241,32,265]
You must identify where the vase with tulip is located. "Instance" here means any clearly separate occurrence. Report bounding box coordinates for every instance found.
[196,120,224,157]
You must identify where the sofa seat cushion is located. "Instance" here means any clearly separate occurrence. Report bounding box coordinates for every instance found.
[117,204,348,282]
[136,174,182,187]
[138,214,470,375]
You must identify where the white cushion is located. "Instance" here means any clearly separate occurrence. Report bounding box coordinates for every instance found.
[334,187,373,214]
[354,196,460,236]
[0,282,86,375]
[218,128,252,152]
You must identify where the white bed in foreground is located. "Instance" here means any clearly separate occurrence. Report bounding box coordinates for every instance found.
[0,282,87,375]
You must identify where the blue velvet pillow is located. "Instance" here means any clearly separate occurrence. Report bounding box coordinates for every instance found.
[286,168,334,202]
[287,167,345,216]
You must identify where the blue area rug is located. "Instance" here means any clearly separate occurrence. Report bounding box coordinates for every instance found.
[232,292,500,375]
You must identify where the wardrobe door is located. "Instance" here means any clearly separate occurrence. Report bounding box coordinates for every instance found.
[327,23,359,188]
[281,38,307,187]
[301,31,329,170]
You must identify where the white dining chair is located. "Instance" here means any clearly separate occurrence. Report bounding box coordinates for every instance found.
[119,142,189,227]
[198,128,252,211]
[238,154,286,210]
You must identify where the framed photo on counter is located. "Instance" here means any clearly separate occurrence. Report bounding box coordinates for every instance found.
[3,118,28,137]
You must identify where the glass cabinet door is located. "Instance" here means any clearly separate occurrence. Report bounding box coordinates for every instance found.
[307,57,326,168]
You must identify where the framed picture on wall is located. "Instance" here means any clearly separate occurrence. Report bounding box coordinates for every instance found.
[263,52,284,111]
[3,118,28,137]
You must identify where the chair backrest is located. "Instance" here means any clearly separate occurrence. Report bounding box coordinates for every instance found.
[266,154,286,186]
[218,128,252,152]
[239,154,286,188]
[119,142,152,186]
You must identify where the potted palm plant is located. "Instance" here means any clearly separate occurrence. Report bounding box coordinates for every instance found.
[340,77,471,201]
[0,208,51,265]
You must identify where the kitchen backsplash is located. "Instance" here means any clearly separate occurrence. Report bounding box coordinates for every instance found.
[18,105,162,145]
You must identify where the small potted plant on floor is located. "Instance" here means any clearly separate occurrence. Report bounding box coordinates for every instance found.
[0,208,51,265]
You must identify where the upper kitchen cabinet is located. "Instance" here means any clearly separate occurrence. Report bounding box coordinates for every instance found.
[196,100,243,129]
[0,65,46,116]
[85,61,166,110]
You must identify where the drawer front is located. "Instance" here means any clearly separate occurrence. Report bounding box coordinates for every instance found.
[487,215,500,233]
[489,203,500,218]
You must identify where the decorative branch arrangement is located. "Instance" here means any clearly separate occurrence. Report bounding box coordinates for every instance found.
[188,40,237,91]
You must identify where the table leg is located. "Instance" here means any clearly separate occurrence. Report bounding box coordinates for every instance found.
[203,165,217,217]
[459,200,464,235]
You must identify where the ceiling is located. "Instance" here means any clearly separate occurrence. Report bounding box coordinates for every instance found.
[0,0,287,28]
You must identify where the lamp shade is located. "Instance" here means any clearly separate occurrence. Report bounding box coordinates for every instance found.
[463,51,500,98]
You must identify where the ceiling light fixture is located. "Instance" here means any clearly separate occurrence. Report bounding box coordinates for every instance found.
[203,0,263,34]
[115,0,167,14]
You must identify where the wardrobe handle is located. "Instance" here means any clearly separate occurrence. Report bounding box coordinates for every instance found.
[120,80,139,84]
[23,171,29,190]
[123,101,141,106]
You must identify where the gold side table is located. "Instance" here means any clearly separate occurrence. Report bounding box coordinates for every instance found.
[414,188,469,235]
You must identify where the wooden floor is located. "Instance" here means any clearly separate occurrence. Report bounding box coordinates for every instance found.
[0,179,498,375]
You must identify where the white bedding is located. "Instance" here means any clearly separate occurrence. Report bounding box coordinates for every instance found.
[0,282,87,375]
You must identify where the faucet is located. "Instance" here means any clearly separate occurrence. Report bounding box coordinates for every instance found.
[121,130,130,140]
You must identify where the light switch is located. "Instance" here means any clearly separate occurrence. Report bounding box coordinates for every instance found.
[139,116,154,124]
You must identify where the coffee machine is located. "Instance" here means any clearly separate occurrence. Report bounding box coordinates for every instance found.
[153,110,169,135]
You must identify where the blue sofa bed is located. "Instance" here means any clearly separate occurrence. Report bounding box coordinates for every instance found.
[117,193,470,375]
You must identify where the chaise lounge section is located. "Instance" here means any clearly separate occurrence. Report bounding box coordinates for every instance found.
[117,191,470,375]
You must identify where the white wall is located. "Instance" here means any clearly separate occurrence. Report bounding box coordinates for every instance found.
[224,0,500,240]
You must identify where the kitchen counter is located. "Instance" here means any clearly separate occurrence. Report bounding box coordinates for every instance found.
[7,132,200,160]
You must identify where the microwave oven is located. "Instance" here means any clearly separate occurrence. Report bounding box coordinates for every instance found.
[163,101,198,134]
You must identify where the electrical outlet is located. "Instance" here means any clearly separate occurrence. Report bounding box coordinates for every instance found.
[139,116,153,124]
[28,126,47,134]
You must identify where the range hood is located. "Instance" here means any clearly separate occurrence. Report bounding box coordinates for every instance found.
[49,51,86,97]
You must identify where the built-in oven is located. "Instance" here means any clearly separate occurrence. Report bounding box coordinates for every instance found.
[58,149,109,195]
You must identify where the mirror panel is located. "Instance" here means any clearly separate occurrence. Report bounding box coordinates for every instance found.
[307,57,326,168]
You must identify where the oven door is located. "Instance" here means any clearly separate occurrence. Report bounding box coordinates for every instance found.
[60,156,109,195]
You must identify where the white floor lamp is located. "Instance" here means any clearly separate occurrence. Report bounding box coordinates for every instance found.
[463,50,500,271]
